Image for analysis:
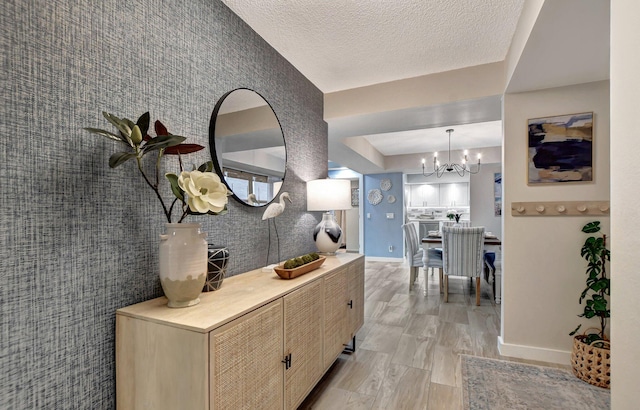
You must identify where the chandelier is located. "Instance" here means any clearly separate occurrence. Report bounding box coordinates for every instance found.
[421,128,481,177]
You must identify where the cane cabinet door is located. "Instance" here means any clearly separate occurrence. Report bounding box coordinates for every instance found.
[209,299,284,410]
[323,267,349,368]
[283,279,324,409]
[347,258,365,339]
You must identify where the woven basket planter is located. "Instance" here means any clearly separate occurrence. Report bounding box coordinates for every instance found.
[571,335,611,389]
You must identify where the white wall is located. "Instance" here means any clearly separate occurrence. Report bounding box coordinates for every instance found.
[503,0,545,90]
[324,62,505,119]
[611,1,640,406]
[470,163,502,235]
[501,80,610,363]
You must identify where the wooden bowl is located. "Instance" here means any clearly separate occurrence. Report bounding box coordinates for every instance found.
[274,256,326,279]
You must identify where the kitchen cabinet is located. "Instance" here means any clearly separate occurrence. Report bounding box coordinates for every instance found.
[408,183,469,207]
[439,182,469,207]
[409,184,439,207]
[116,253,364,410]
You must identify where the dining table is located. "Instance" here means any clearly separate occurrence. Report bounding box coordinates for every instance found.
[422,234,502,304]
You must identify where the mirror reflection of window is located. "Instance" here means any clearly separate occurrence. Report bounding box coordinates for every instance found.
[224,176,249,201]
[253,181,270,205]
[223,168,282,205]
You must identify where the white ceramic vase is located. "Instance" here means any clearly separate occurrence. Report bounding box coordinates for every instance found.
[159,223,208,308]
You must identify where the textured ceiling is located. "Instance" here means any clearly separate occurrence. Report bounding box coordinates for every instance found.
[220,0,525,93]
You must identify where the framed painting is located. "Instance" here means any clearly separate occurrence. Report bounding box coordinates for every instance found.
[527,112,593,184]
[494,172,502,216]
[351,188,359,207]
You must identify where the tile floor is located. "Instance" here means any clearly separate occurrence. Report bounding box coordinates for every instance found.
[298,260,568,409]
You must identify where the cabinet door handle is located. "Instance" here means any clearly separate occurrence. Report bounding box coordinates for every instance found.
[347,300,353,309]
[282,353,292,369]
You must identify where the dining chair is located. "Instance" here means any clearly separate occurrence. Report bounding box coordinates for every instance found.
[441,226,485,305]
[402,223,442,291]
[484,251,496,299]
[439,220,471,232]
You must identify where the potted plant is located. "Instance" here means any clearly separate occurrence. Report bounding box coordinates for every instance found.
[569,221,610,388]
[446,210,462,223]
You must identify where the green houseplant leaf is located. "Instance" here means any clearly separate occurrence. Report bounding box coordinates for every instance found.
[582,221,601,234]
[571,221,610,343]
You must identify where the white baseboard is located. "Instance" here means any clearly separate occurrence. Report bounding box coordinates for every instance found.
[497,336,571,365]
[365,256,404,262]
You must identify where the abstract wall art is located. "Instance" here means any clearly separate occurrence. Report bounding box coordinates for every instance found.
[527,112,593,184]
[494,172,502,216]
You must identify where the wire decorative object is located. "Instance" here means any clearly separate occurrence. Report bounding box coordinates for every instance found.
[367,189,383,205]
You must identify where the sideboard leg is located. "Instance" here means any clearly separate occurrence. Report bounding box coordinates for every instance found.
[342,336,356,354]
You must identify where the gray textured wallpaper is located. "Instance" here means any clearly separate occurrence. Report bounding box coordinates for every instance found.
[0,0,326,407]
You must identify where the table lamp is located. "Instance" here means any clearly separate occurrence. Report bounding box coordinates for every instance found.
[306,179,352,254]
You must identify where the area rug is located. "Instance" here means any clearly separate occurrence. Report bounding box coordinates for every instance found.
[461,355,610,410]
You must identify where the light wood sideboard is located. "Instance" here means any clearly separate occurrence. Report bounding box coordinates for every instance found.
[116,252,365,410]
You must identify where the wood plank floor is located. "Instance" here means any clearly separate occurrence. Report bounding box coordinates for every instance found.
[299,259,568,410]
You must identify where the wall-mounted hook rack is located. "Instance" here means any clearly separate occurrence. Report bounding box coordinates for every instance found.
[510,201,610,217]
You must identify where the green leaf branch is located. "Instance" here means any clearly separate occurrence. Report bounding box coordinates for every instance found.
[85,111,207,223]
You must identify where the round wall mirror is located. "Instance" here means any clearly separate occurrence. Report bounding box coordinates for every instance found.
[209,88,286,207]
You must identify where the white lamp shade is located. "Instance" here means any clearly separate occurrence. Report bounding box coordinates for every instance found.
[306,179,352,211]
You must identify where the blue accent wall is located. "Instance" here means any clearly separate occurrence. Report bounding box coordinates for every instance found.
[363,173,404,257]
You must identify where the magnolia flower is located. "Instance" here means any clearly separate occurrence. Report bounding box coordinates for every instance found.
[178,170,229,214]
